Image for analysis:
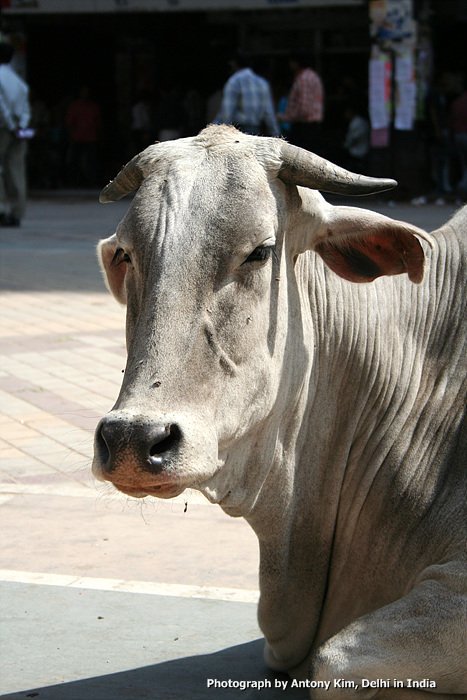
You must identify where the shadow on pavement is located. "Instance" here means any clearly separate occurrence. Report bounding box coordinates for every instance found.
[2,639,308,700]
[0,198,129,293]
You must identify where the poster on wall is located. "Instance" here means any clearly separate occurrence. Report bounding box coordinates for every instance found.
[369,0,417,135]
[369,53,391,145]
[370,0,415,45]
[394,53,416,130]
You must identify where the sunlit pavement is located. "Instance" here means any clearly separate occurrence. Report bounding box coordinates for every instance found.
[0,193,459,698]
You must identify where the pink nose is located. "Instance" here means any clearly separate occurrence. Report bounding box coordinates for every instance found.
[95,413,182,474]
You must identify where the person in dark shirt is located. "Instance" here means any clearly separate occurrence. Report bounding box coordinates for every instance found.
[66,85,102,186]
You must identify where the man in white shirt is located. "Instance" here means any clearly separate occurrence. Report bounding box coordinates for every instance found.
[0,42,31,227]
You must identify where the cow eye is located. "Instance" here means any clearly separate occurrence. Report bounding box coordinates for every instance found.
[243,245,274,265]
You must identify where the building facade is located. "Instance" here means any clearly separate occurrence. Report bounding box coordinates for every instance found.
[1,0,465,194]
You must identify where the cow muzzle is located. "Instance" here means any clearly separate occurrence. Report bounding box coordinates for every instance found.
[93,411,184,498]
[92,409,219,499]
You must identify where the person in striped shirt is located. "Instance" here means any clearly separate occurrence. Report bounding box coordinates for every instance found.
[278,51,324,155]
[214,51,280,137]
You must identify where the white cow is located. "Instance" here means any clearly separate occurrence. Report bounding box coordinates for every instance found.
[93,126,467,698]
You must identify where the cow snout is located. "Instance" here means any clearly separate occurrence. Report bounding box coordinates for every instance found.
[95,413,182,475]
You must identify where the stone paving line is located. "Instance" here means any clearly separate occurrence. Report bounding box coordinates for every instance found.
[0,288,127,494]
[0,195,459,591]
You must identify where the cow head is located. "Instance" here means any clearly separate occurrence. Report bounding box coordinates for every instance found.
[93,126,425,513]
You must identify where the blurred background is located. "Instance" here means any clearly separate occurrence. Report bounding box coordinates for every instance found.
[1,0,466,201]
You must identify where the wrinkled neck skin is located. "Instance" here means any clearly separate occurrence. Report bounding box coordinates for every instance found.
[202,198,467,674]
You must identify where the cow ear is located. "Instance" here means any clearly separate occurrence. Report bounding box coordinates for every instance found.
[97,234,127,304]
[311,205,426,284]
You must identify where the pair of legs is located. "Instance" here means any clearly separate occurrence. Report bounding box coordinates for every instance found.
[0,128,27,221]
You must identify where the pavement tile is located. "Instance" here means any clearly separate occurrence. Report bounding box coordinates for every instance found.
[33,423,94,451]
[2,338,87,355]
[9,390,100,430]
[0,389,43,417]
[0,375,36,393]
[20,438,70,456]
[0,480,94,499]
[0,493,259,590]
[0,355,36,374]
[0,445,34,460]
[0,413,16,425]
[79,334,124,348]
[0,419,41,440]
[12,411,67,429]
[0,455,56,477]
[32,452,84,473]
[0,472,17,484]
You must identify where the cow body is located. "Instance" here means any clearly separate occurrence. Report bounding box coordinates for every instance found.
[256,208,467,689]
[93,126,467,697]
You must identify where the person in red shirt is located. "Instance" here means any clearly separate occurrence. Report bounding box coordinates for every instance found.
[278,51,324,155]
[66,85,102,186]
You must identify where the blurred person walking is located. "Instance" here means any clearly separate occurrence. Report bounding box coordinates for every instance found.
[0,42,31,227]
[342,100,370,173]
[278,51,324,154]
[214,50,280,137]
[130,90,153,154]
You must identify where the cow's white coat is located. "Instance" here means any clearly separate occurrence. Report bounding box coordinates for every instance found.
[93,126,467,698]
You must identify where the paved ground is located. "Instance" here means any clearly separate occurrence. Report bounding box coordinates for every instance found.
[0,192,460,699]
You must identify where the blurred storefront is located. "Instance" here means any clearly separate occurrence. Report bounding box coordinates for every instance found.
[367,0,466,196]
[1,0,465,194]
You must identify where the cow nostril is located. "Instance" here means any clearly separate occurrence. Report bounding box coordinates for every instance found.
[149,424,181,457]
[96,423,111,467]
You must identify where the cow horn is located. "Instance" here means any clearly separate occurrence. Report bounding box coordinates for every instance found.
[99,144,161,203]
[278,142,397,196]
